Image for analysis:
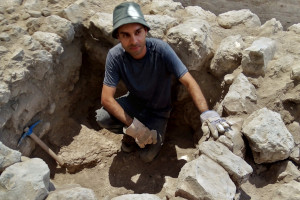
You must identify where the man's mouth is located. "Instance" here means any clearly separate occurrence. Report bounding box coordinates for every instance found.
[130,45,140,51]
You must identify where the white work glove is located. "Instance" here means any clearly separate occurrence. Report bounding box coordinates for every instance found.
[123,118,157,148]
[200,110,231,139]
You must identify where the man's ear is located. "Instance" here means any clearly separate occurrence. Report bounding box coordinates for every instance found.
[144,26,148,34]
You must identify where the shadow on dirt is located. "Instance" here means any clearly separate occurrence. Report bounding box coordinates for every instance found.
[108,124,195,194]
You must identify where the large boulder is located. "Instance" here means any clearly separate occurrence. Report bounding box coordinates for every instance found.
[241,37,276,76]
[145,15,178,39]
[210,35,245,78]
[288,23,300,34]
[199,141,253,185]
[223,73,257,115]
[217,9,261,29]
[46,184,97,200]
[167,18,213,71]
[242,108,295,164]
[258,18,283,37]
[0,158,50,200]
[27,15,75,44]
[176,155,236,200]
[0,141,21,172]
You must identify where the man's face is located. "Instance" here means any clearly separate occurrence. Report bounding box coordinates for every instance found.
[117,23,148,59]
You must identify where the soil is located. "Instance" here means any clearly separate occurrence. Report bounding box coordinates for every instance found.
[31,119,282,200]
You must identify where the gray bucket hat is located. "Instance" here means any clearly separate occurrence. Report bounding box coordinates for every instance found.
[112,2,150,39]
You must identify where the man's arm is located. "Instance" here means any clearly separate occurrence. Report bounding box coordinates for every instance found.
[101,84,133,127]
[179,72,209,113]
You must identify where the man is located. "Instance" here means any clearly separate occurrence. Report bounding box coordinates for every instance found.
[96,2,230,162]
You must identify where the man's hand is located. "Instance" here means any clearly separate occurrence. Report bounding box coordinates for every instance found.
[200,110,231,139]
[123,118,157,148]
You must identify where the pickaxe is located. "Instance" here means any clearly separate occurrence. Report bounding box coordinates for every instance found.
[18,120,65,166]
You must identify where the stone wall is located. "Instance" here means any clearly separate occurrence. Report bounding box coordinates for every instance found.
[175,0,300,29]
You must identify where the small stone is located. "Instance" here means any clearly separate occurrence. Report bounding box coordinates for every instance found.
[27,10,42,18]
[11,48,24,61]
[22,13,31,20]
[6,7,15,14]
[42,8,51,17]
[0,33,10,42]
[0,46,8,54]
[291,64,300,81]
[224,74,235,85]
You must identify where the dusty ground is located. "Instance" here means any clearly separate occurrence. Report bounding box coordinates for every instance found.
[39,121,197,199]
[31,119,282,200]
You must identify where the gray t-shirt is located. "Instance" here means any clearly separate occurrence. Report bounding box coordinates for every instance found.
[104,38,188,114]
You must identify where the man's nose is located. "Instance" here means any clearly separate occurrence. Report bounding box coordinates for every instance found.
[130,35,138,44]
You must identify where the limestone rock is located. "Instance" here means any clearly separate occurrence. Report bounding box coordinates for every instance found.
[27,15,75,44]
[176,155,236,200]
[224,117,246,158]
[0,158,50,200]
[23,0,45,11]
[223,73,257,115]
[269,160,300,183]
[32,31,64,57]
[145,15,178,39]
[217,135,233,150]
[22,35,42,51]
[0,0,22,7]
[271,180,300,200]
[0,32,10,42]
[167,18,213,70]
[288,23,300,34]
[149,0,183,16]
[199,141,253,185]
[184,6,216,22]
[27,10,42,18]
[259,18,283,36]
[287,122,300,145]
[0,46,8,55]
[210,35,245,78]
[89,12,115,44]
[58,125,119,173]
[291,64,300,81]
[242,108,295,164]
[242,37,276,76]
[11,48,24,61]
[31,50,53,80]
[0,141,21,172]
[112,194,161,200]
[0,81,10,106]
[290,146,300,165]
[62,1,88,24]
[217,9,261,29]
[46,184,97,200]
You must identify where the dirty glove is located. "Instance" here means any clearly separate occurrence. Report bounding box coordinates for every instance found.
[200,110,231,139]
[123,118,157,148]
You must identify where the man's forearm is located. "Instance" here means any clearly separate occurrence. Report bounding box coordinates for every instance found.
[102,98,133,127]
[188,83,209,113]
[180,72,209,113]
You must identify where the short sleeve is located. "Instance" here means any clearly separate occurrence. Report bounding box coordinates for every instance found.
[103,51,120,87]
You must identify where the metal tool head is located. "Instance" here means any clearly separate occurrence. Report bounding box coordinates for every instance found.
[17,120,41,147]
